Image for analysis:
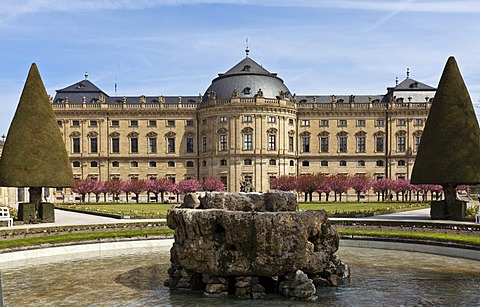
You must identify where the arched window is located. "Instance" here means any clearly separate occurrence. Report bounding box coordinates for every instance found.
[149,161,157,168]
[269,159,276,166]
[376,160,384,167]
[72,161,81,168]
[130,161,138,168]
[339,160,347,167]
[398,160,406,166]
[186,161,194,167]
[357,160,365,167]
[220,159,227,166]
[289,160,295,167]
[90,161,98,168]
[112,161,120,168]
[167,161,175,167]
[321,160,328,167]
[244,159,253,166]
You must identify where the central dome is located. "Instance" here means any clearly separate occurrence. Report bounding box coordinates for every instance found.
[203,57,291,101]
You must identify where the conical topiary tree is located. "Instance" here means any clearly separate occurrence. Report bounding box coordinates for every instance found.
[0,63,74,220]
[411,56,480,220]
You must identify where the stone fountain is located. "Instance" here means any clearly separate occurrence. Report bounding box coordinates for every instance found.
[165,192,349,301]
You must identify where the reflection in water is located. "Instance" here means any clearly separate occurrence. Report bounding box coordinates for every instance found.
[1,246,479,306]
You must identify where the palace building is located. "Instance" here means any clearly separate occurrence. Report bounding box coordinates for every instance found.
[51,53,435,195]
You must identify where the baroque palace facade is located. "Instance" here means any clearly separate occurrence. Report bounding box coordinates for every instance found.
[46,54,434,199]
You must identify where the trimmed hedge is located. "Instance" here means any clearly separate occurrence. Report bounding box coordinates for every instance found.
[18,203,35,223]
[40,203,55,222]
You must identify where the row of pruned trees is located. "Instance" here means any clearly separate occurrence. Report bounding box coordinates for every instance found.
[72,177,226,203]
[269,174,459,202]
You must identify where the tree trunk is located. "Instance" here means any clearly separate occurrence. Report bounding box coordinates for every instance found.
[29,186,42,220]
[442,183,457,205]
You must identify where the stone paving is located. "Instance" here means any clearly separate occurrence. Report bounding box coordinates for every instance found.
[4,206,479,230]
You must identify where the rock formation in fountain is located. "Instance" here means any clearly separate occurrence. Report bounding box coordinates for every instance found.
[165,192,349,301]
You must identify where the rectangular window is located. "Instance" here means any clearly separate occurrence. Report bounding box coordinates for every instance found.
[149,137,157,153]
[415,135,421,152]
[130,120,138,127]
[320,137,329,153]
[219,117,227,123]
[414,119,423,126]
[244,134,253,150]
[376,136,384,152]
[202,136,207,152]
[338,119,347,127]
[288,136,294,152]
[72,138,81,153]
[219,135,228,151]
[301,119,310,126]
[397,136,406,152]
[89,120,98,127]
[148,120,157,127]
[243,115,252,122]
[356,119,365,127]
[186,120,194,127]
[357,136,366,153]
[167,120,175,127]
[288,119,294,125]
[319,119,329,127]
[111,120,119,127]
[167,137,175,153]
[375,119,384,127]
[268,134,276,151]
[57,120,63,127]
[187,137,194,153]
[397,119,406,126]
[130,137,138,153]
[301,136,310,152]
[339,136,347,152]
[267,116,276,123]
[112,138,120,153]
[220,176,227,187]
[72,120,80,127]
[202,119,207,125]
[90,137,98,153]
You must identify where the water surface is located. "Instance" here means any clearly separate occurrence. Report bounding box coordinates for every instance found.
[1,246,479,306]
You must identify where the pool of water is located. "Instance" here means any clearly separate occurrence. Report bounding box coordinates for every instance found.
[1,245,479,306]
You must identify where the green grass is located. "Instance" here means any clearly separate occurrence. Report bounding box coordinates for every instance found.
[338,229,480,245]
[299,202,429,216]
[0,228,174,250]
[56,203,172,218]
[57,202,429,219]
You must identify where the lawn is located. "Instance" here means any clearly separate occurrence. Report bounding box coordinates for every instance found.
[56,201,429,219]
[56,203,172,219]
[299,202,429,216]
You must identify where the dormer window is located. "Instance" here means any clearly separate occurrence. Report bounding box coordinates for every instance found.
[243,87,251,95]
[242,65,251,72]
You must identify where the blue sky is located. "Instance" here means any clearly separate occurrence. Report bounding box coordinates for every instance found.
[1,0,480,135]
